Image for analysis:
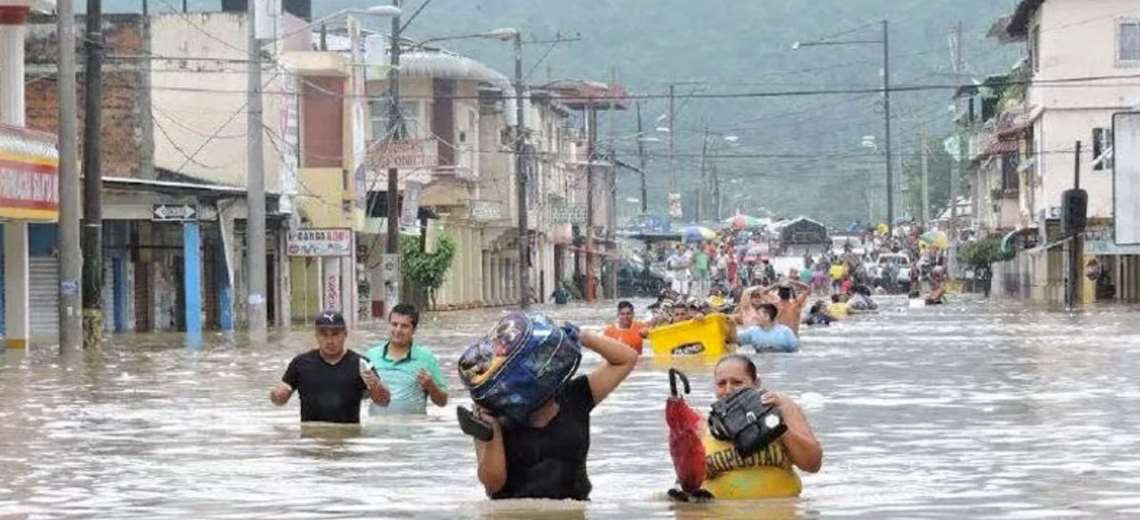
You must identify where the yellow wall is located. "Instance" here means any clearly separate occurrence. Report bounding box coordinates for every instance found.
[289,257,322,322]
[298,167,351,228]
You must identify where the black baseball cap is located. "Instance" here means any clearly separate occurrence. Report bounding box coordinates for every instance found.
[315,312,346,329]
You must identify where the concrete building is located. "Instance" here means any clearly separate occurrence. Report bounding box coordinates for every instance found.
[990,0,1140,302]
[9,4,327,345]
[542,80,630,301]
[358,42,625,310]
[279,45,365,326]
[0,0,59,349]
[148,7,311,329]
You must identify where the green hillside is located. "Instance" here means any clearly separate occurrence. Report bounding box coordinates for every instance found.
[106,0,1022,226]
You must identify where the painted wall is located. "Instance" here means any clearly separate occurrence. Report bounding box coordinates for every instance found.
[1027,0,1140,221]
[149,12,301,190]
[1034,109,1120,220]
[289,257,321,322]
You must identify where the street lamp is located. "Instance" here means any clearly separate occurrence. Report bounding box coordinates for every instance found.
[274,5,403,46]
[794,19,893,236]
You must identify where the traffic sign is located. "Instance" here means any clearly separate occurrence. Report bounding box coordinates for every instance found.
[152,204,198,222]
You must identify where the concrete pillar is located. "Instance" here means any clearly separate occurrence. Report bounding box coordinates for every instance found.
[340,250,354,329]
[490,255,500,306]
[277,231,291,327]
[482,249,490,306]
[462,227,473,304]
[1,7,29,348]
[4,223,28,348]
[0,7,25,123]
[215,244,233,330]
[183,222,202,345]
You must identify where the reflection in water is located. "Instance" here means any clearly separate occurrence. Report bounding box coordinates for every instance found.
[2,296,1140,518]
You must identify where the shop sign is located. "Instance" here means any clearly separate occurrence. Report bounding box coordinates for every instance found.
[0,124,59,222]
[286,228,353,257]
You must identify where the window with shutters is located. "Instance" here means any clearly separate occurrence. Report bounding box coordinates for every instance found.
[1092,128,1113,171]
[1119,19,1140,66]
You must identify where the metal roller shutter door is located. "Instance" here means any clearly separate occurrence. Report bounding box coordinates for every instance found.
[29,257,59,339]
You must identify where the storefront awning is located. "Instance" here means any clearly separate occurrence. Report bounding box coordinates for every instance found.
[0,124,58,222]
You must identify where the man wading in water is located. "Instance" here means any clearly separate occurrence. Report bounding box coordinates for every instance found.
[269,312,390,424]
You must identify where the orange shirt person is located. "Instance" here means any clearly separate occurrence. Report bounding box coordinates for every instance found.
[603,301,647,354]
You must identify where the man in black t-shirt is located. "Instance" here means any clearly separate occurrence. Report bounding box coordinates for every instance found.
[269,312,390,423]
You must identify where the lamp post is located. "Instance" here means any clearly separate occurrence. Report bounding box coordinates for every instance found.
[272,6,403,45]
[794,19,893,236]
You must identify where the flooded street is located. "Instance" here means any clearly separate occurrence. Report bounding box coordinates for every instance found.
[3,296,1140,519]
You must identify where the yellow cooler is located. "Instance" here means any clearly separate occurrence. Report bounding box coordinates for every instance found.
[647,314,731,359]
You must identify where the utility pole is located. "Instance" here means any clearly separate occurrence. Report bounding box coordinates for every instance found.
[383,0,403,314]
[606,67,617,299]
[668,84,676,214]
[635,101,647,214]
[882,19,894,238]
[57,0,82,352]
[711,158,721,221]
[585,106,597,301]
[951,21,964,241]
[921,125,930,223]
[246,0,268,334]
[698,125,709,222]
[514,32,529,307]
[81,0,105,349]
[1066,141,1085,308]
[139,0,154,179]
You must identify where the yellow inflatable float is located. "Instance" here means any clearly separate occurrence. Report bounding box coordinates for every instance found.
[700,435,802,499]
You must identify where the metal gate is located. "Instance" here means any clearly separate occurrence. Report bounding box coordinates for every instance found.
[29,257,59,339]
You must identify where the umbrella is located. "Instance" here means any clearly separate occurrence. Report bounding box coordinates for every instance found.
[666,369,708,500]
[725,214,763,230]
[680,225,716,242]
[920,230,949,249]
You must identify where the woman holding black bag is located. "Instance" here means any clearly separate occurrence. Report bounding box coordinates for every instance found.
[697,354,822,500]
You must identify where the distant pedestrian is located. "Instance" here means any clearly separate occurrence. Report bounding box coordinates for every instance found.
[551,284,572,305]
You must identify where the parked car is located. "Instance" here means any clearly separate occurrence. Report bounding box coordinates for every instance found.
[877,253,912,293]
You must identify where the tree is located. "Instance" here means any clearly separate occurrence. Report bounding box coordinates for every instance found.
[400,234,456,310]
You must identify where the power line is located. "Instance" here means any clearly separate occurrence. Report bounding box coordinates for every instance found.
[88,70,1140,102]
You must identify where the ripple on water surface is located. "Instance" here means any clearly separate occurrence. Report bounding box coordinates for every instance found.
[2,295,1140,519]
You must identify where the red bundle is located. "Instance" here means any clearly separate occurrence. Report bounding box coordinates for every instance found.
[665,369,706,494]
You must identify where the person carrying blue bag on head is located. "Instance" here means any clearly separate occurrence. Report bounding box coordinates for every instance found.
[455,312,638,501]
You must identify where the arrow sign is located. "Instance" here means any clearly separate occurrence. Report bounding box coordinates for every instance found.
[153,204,198,222]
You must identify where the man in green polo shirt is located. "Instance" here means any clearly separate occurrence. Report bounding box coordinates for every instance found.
[366,303,448,415]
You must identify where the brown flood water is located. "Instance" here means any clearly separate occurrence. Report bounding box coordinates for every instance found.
[3,295,1140,519]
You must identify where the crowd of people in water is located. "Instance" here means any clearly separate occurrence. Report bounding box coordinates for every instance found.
[268,299,825,502]
[267,224,958,503]
[643,223,953,305]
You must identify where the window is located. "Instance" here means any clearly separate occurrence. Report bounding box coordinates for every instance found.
[1093,128,1114,171]
[1120,20,1140,64]
[369,99,420,140]
[1001,152,1019,192]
